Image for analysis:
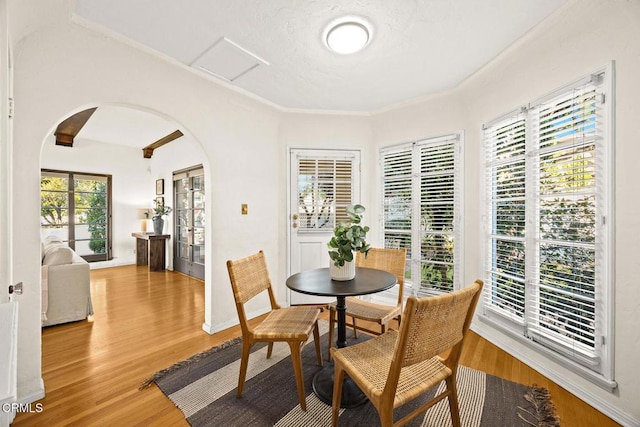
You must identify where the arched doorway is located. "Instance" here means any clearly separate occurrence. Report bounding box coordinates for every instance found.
[40,104,210,272]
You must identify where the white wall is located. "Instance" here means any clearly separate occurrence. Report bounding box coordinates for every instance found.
[10,0,281,403]
[371,0,640,424]
[41,134,154,267]
[8,0,640,424]
[276,112,374,302]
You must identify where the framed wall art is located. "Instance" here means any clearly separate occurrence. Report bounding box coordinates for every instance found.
[156,179,164,195]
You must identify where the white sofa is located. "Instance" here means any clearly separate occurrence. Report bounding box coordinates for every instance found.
[41,239,94,327]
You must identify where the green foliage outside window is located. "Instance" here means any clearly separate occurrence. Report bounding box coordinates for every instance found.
[87,181,107,253]
[40,177,68,227]
[41,173,109,258]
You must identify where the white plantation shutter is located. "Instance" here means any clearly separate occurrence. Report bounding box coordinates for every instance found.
[381,146,413,257]
[296,154,355,231]
[527,76,604,364]
[417,137,460,293]
[482,68,613,383]
[483,110,527,323]
[381,133,462,296]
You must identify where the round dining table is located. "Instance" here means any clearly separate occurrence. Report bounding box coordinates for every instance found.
[286,266,396,408]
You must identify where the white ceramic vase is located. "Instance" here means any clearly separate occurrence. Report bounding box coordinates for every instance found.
[330,259,356,281]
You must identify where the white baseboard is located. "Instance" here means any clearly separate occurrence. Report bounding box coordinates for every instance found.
[201,321,216,335]
[202,306,271,335]
[17,377,44,404]
[472,324,640,427]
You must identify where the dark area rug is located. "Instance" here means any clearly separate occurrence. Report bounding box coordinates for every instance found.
[140,329,560,426]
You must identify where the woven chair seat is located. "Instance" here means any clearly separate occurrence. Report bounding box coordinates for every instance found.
[252,306,320,340]
[329,297,401,325]
[332,329,451,407]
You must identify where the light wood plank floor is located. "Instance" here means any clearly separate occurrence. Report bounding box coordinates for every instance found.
[13,265,620,426]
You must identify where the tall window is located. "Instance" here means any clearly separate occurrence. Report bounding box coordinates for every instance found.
[381,133,463,295]
[40,169,112,262]
[482,68,614,384]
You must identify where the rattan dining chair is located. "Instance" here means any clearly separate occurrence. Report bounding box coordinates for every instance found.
[330,280,483,427]
[327,247,407,360]
[226,251,323,411]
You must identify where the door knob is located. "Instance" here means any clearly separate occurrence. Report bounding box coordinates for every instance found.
[8,282,23,295]
[292,223,298,228]
[292,214,298,220]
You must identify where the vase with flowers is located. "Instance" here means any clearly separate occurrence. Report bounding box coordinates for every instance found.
[152,198,173,235]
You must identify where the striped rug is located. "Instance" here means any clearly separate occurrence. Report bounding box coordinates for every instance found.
[141,324,559,426]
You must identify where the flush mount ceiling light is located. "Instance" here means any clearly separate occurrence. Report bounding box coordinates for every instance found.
[324,18,371,54]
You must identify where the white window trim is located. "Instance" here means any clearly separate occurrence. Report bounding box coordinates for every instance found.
[480,63,616,390]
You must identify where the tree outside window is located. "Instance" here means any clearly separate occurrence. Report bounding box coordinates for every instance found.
[41,170,111,262]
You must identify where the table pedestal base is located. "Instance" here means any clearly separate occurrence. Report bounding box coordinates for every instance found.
[312,364,368,408]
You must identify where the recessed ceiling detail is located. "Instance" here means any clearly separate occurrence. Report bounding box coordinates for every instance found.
[191,37,269,82]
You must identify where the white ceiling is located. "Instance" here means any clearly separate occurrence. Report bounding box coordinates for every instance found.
[77,106,179,149]
[73,0,567,113]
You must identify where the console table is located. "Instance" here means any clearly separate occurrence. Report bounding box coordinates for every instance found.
[131,233,170,272]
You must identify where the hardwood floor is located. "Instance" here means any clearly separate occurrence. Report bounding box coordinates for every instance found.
[13,265,619,426]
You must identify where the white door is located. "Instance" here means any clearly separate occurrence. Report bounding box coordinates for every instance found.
[288,149,360,305]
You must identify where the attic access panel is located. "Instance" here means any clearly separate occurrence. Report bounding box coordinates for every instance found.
[191,37,269,82]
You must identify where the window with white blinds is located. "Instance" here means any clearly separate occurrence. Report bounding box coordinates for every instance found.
[482,68,614,383]
[296,155,355,231]
[381,133,463,295]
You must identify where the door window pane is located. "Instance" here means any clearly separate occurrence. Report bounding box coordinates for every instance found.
[297,157,354,231]
[173,167,205,280]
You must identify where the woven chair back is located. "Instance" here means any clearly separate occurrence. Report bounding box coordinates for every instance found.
[227,251,273,305]
[356,247,407,304]
[396,281,482,368]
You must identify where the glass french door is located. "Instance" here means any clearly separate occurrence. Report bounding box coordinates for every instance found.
[173,166,205,280]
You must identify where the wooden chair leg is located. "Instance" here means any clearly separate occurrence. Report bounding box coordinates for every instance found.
[237,340,252,397]
[313,321,323,367]
[381,323,386,334]
[352,316,358,338]
[445,375,461,427]
[267,342,274,358]
[289,341,307,411]
[327,307,336,361]
[331,361,346,427]
[378,404,395,427]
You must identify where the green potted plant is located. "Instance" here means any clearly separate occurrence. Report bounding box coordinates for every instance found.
[152,198,173,235]
[327,204,370,281]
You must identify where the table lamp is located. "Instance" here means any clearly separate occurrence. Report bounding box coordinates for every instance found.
[137,208,150,233]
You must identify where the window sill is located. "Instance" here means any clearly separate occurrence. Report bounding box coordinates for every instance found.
[475,314,617,392]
